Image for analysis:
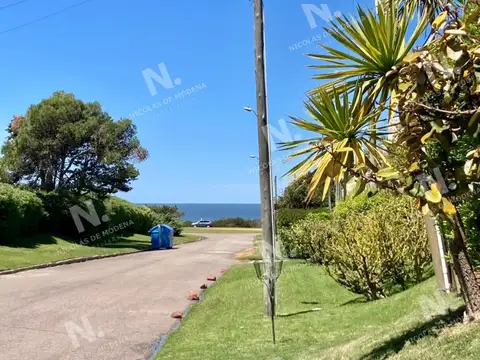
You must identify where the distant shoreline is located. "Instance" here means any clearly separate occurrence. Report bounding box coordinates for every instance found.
[140,203,261,222]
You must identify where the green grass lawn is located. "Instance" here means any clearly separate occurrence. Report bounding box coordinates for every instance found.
[156,261,479,360]
[0,233,201,271]
[184,227,261,234]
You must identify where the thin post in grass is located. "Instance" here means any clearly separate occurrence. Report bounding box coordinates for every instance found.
[254,259,283,344]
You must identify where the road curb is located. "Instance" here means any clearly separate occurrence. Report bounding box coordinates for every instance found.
[0,236,206,276]
[146,268,228,360]
[0,250,148,276]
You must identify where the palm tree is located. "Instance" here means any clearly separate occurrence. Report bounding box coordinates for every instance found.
[308,0,428,145]
[309,2,428,99]
[284,0,480,321]
[280,87,387,201]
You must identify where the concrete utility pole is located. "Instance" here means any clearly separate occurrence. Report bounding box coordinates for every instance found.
[424,215,452,292]
[253,0,275,317]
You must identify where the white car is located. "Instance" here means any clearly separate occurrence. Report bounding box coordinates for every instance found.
[192,220,212,228]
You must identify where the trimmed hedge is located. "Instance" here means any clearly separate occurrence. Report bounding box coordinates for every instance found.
[0,185,183,244]
[0,183,45,242]
[103,197,157,236]
[276,207,330,229]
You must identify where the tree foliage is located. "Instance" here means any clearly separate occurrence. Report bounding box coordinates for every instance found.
[277,172,333,209]
[276,207,330,229]
[1,91,148,197]
[284,0,480,320]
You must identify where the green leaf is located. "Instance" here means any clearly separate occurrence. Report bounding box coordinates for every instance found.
[468,109,480,128]
[377,167,401,180]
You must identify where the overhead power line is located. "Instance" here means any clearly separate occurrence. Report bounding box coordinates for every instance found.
[0,0,96,35]
[0,0,32,10]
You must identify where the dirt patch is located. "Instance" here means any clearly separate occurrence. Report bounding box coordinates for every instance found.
[235,247,258,260]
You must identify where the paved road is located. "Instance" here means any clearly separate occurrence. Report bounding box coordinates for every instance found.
[0,233,254,360]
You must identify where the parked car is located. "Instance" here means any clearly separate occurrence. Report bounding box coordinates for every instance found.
[192,220,212,228]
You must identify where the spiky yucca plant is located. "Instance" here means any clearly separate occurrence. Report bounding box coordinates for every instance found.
[280,87,388,201]
[309,1,428,101]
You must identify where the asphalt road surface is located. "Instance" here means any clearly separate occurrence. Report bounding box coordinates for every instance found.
[0,233,254,360]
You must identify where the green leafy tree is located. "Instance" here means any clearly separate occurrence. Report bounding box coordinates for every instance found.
[0,159,11,184]
[284,2,480,321]
[1,91,147,196]
[277,172,333,209]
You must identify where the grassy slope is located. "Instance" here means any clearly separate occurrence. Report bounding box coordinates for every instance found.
[183,227,261,234]
[0,233,201,270]
[157,262,479,360]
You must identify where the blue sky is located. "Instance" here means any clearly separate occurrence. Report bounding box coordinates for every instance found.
[0,0,371,204]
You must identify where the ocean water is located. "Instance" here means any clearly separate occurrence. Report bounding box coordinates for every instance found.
[148,203,261,221]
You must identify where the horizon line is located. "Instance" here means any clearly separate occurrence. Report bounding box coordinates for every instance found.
[137,202,262,205]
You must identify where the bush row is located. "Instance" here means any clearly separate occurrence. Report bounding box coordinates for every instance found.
[211,217,260,228]
[279,191,431,300]
[276,207,330,229]
[0,183,183,243]
[0,184,45,241]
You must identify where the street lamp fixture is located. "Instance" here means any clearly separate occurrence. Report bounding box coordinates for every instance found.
[243,106,257,116]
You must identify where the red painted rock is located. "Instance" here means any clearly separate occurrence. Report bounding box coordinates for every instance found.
[171,312,183,319]
[207,275,217,281]
[187,291,200,301]
[200,284,208,290]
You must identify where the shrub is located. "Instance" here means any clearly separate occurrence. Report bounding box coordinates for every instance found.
[147,205,184,218]
[146,205,183,236]
[332,190,394,217]
[211,217,260,228]
[105,197,161,236]
[36,190,86,237]
[41,196,164,242]
[279,191,431,300]
[0,184,45,242]
[276,207,330,229]
[323,192,430,300]
[279,213,332,262]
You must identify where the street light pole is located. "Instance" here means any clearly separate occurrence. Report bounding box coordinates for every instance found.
[253,0,275,317]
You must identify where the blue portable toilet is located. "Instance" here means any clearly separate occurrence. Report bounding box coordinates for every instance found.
[160,224,174,249]
[148,225,161,250]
